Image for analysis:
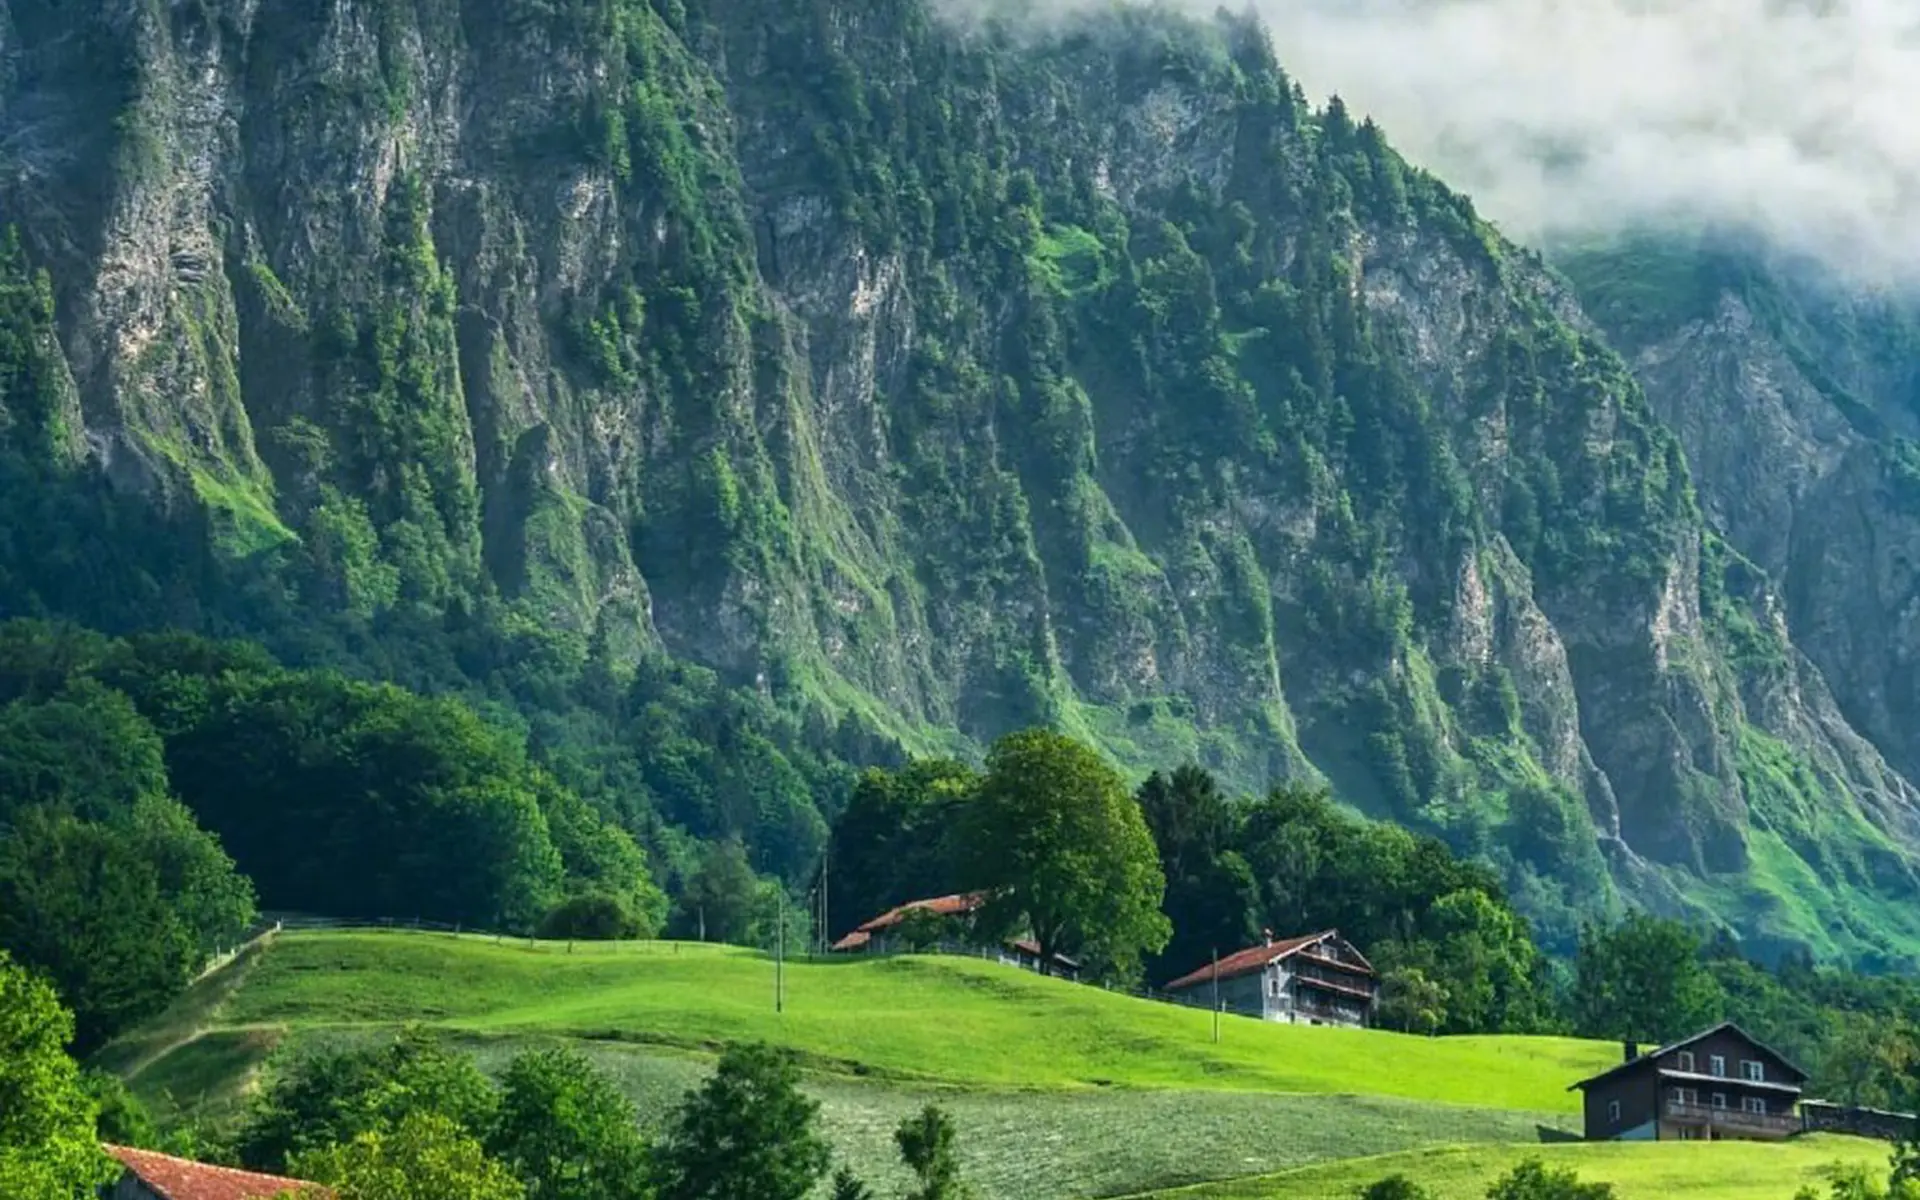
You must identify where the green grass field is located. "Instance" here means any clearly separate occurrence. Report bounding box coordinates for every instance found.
[201,931,1613,1110]
[1138,1137,1894,1200]
[112,930,1858,1199]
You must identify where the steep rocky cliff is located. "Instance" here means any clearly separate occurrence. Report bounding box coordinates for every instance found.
[3,0,1917,959]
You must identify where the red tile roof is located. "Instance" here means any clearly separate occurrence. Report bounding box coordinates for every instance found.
[854,891,991,934]
[828,893,988,951]
[106,1145,330,1200]
[1162,930,1369,991]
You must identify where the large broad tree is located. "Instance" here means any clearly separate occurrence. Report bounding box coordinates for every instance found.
[960,729,1170,979]
[1572,914,1724,1044]
[0,951,118,1197]
[651,1044,831,1200]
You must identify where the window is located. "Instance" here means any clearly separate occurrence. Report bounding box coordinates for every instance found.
[1677,1051,1696,1072]
[1743,1097,1768,1115]
[1742,1060,1765,1083]
[1712,1093,1728,1109]
[1608,1100,1621,1124]
[1709,1055,1726,1078]
[1674,1087,1699,1107]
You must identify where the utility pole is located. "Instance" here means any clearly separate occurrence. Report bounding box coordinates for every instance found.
[776,888,786,1014]
[820,841,829,956]
[1211,947,1221,1045]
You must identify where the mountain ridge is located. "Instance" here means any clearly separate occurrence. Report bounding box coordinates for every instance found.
[3,0,1918,961]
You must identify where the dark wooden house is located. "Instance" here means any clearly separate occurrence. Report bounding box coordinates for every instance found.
[1162,930,1378,1028]
[1569,1022,1807,1142]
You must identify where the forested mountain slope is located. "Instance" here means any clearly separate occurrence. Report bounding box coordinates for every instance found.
[2,0,1917,958]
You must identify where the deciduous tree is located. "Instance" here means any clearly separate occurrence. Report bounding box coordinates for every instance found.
[0,951,117,1198]
[959,729,1169,978]
[237,1027,499,1172]
[651,1044,831,1200]
[486,1048,650,1200]
[292,1111,523,1200]
[896,1105,968,1200]
[1572,915,1724,1044]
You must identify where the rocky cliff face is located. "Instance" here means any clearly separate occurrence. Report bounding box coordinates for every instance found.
[4,0,1918,959]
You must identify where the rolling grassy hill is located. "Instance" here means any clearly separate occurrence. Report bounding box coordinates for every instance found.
[99,931,1880,1199]
[1135,1137,1894,1199]
[189,931,1611,1107]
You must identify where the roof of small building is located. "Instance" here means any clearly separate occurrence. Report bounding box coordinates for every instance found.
[830,891,993,950]
[1162,930,1373,991]
[105,1144,330,1200]
[857,891,992,933]
[1567,1022,1810,1092]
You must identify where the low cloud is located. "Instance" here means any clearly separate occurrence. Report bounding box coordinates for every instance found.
[947,0,1920,279]
[1258,0,1920,277]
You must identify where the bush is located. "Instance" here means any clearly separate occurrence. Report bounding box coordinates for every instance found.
[1361,1177,1435,1200]
[1486,1159,1615,1200]
[539,893,644,941]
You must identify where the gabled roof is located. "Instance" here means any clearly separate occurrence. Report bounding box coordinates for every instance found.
[106,1145,329,1199]
[831,891,993,950]
[1162,930,1372,991]
[857,891,992,933]
[1568,1022,1810,1092]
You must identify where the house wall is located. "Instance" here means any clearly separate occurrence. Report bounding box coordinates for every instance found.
[1209,969,1269,1018]
[1583,1061,1662,1140]
[109,1172,163,1200]
[1653,1030,1798,1087]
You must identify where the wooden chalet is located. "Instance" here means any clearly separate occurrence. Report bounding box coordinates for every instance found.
[1162,929,1379,1028]
[1569,1022,1808,1142]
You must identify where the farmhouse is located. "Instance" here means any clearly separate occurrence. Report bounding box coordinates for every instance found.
[104,1144,329,1199]
[829,891,1080,978]
[1569,1022,1807,1142]
[1162,929,1379,1028]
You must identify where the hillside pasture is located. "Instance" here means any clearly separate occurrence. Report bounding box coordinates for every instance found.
[208,931,1615,1111]
[1136,1137,1895,1200]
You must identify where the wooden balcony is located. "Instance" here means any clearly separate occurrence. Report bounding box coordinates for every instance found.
[1665,1100,1800,1139]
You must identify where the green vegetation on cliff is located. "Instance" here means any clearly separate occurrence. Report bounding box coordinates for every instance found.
[2,0,1918,965]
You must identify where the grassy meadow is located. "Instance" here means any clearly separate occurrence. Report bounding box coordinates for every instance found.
[111,930,1855,1199]
[200,931,1614,1109]
[1136,1137,1895,1200]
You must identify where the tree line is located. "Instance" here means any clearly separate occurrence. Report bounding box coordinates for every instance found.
[6,614,1919,1104]
[830,745,1549,1034]
[831,737,1920,1091]
[0,621,669,1051]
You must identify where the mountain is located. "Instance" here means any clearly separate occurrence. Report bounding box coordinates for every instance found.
[1559,233,1920,960]
[3,0,1918,959]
